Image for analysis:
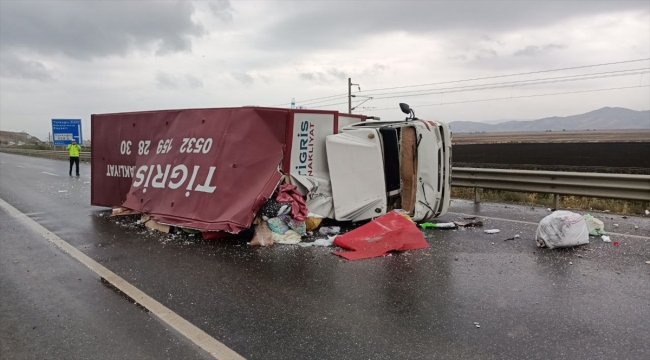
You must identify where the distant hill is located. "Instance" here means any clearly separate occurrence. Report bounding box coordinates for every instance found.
[449,107,650,133]
[0,130,43,145]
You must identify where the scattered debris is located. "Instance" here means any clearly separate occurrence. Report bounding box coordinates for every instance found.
[613,241,620,246]
[249,220,274,247]
[622,216,628,219]
[298,236,336,247]
[569,261,573,265]
[141,214,170,233]
[319,226,341,236]
[305,217,323,232]
[601,235,612,243]
[484,229,500,234]
[536,211,589,249]
[613,224,619,228]
[271,230,302,245]
[276,184,309,221]
[464,216,477,220]
[584,214,606,236]
[645,261,650,265]
[58,190,68,193]
[110,207,140,217]
[453,220,484,227]
[421,222,456,229]
[634,225,639,229]
[646,210,649,216]
[268,215,306,236]
[333,211,429,261]
[547,208,552,212]
[504,234,520,241]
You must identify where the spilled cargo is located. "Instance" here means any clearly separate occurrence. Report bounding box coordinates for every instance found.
[91,105,452,239]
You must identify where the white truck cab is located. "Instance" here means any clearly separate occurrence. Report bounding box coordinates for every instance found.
[325,104,452,222]
[290,104,451,221]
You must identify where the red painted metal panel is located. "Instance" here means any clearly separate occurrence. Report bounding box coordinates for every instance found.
[91,107,288,232]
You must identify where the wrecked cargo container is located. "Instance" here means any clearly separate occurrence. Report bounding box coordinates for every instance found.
[91,106,451,232]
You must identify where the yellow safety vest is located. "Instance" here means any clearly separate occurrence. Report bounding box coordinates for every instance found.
[67,144,80,157]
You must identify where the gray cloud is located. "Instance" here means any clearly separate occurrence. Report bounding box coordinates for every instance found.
[186,75,204,89]
[0,54,56,82]
[360,64,387,77]
[209,0,234,22]
[155,72,179,90]
[255,0,647,52]
[327,68,347,80]
[231,72,254,85]
[299,70,342,83]
[514,44,567,57]
[155,72,203,90]
[476,48,498,60]
[0,1,205,59]
[448,54,468,61]
[300,64,385,83]
[299,73,319,82]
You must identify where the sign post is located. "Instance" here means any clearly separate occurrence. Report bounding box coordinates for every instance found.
[52,119,82,147]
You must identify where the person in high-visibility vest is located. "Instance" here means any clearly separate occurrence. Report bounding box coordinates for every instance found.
[67,139,81,176]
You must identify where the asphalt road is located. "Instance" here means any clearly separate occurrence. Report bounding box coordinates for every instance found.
[1,152,649,360]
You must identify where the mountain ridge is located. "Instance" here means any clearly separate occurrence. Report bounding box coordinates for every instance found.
[449,107,650,133]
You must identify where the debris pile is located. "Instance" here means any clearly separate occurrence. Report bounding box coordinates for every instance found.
[535,211,589,249]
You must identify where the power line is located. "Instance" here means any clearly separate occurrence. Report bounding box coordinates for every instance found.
[309,99,366,109]
[293,95,349,106]
[270,92,348,107]
[363,85,650,112]
[308,69,648,109]
[357,68,649,98]
[268,58,650,108]
[365,69,649,101]
[356,58,650,94]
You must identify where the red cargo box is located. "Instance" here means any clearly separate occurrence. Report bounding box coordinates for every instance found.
[91,107,365,232]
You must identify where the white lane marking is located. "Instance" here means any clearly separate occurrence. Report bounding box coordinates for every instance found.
[0,197,245,360]
[448,212,650,240]
[15,165,25,168]
[42,171,59,177]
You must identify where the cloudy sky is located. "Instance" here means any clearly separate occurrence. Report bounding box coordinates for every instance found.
[1,0,649,141]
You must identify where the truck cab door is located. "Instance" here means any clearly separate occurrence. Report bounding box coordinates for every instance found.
[325,129,387,221]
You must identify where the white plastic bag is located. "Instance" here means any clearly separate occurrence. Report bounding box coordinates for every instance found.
[535,211,589,249]
[583,214,606,236]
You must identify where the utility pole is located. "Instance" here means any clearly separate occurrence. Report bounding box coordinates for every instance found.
[348,78,352,114]
[348,77,360,113]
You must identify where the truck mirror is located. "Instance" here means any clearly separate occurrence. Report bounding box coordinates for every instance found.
[399,103,411,115]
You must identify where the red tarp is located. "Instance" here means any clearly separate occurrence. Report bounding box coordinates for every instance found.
[333,212,429,260]
[91,108,288,232]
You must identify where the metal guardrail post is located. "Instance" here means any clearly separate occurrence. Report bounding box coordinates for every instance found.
[474,188,481,203]
[554,194,560,209]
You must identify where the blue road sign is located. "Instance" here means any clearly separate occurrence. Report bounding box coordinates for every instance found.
[52,119,82,146]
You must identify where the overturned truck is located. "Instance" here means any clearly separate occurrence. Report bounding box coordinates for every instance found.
[91,106,451,235]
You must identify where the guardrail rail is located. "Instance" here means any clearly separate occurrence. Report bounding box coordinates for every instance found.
[2,148,648,206]
[0,148,91,162]
[452,167,650,207]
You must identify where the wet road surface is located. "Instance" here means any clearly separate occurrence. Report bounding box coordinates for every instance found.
[1,152,649,359]
[0,204,209,359]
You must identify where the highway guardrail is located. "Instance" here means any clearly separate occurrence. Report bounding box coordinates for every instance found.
[0,148,91,162]
[2,148,648,204]
[453,167,650,206]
